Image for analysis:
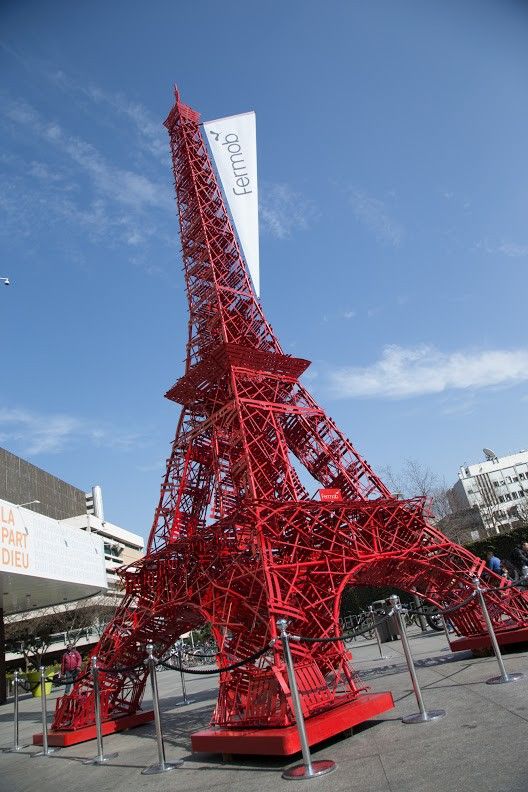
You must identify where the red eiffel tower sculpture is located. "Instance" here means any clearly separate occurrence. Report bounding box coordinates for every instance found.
[50,90,528,754]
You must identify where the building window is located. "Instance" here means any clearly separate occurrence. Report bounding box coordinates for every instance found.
[505,493,512,501]
[512,492,518,499]
[499,496,505,503]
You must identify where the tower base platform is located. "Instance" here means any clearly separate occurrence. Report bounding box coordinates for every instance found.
[192,692,394,757]
[32,710,154,747]
[450,627,528,653]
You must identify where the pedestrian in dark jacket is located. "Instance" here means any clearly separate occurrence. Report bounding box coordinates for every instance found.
[500,559,517,580]
[61,644,82,694]
[510,542,528,577]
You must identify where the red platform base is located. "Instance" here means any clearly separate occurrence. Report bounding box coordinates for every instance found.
[33,710,154,747]
[192,692,394,757]
[450,627,528,653]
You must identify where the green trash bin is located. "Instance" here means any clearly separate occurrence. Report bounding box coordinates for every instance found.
[25,670,53,698]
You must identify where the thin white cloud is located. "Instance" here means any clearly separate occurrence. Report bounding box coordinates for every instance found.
[343,310,356,320]
[497,242,528,258]
[5,99,169,213]
[1,99,173,263]
[86,84,168,163]
[476,239,528,258]
[329,345,528,399]
[0,407,148,455]
[347,188,403,247]
[260,183,317,239]
[0,409,80,454]
[438,394,476,416]
[49,71,168,163]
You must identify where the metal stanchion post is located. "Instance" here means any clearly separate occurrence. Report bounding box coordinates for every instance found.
[388,595,446,724]
[83,656,118,765]
[471,576,523,685]
[177,644,193,705]
[442,615,452,647]
[3,671,24,752]
[412,595,428,632]
[277,618,336,780]
[142,643,183,774]
[369,606,388,660]
[34,667,59,756]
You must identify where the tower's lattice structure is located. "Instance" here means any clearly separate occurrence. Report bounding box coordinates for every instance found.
[53,92,528,740]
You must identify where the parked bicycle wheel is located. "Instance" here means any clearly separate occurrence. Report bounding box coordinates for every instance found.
[424,608,444,632]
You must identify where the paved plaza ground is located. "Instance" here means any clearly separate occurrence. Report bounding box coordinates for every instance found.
[1,627,528,792]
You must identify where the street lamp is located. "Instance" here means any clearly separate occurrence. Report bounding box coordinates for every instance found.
[17,500,40,508]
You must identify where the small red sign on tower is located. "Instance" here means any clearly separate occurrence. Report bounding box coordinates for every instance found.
[319,488,342,502]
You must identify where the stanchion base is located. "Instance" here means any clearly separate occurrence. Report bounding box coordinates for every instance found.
[83,752,119,765]
[2,745,26,753]
[402,709,446,724]
[33,747,60,756]
[33,710,154,746]
[282,759,336,780]
[192,692,394,756]
[450,627,528,653]
[181,698,194,705]
[141,759,184,774]
[486,672,523,685]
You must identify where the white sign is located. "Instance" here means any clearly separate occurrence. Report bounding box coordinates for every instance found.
[203,112,260,296]
[0,499,107,588]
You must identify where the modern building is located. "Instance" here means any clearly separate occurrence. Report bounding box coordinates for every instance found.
[0,446,144,701]
[449,449,528,537]
[0,447,144,591]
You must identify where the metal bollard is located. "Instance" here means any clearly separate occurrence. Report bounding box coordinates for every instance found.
[142,643,183,774]
[2,671,24,752]
[277,618,336,780]
[83,656,118,765]
[471,576,523,685]
[34,667,59,756]
[369,606,388,660]
[442,614,452,647]
[412,595,428,632]
[177,646,193,705]
[389,595,446,724]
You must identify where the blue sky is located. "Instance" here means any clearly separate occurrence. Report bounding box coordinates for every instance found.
[1,0,527,538]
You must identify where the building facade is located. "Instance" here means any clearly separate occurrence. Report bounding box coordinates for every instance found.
[0,447,144,698]
[0,447,144,589]
[449,449,528,536]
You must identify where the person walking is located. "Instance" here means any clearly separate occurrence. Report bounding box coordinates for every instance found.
[510,541,528,578]
[61,643,82,694]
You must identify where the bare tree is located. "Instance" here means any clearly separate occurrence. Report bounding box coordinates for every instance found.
[5,611,57,671]
[48,594,114,644]
[380,458,452,519]
[5,592,114,670]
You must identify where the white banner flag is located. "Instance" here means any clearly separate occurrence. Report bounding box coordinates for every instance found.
[203,112,259,297]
